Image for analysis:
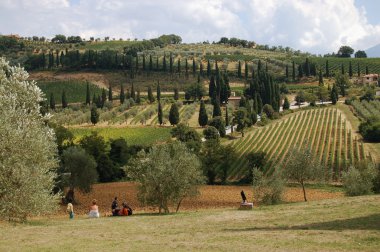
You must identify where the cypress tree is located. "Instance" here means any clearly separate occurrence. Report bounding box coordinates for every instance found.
[131,83,135,100]
[42,53,46,69]
[62,90,67,109]
[258,59,262,72]
[265,63,268,72]
[365,66,369,75]
[207,59,211,77]
[237,61,242,78]
[341,64,345,75]
[120,84,125,104]
[96,94,102,109]
[108,84,112,102]
[286,65,289,79]
[169,103,180,126]
[331,84,338,105]
[50,93,55,110]
[169,53,173,74]
[55,50,59,67]
[298,64,304,78]
[177,58,181,75]
[142,54,146,71]
[158,102,163,125]
[90,106,99,125]
[209,76,216,100]
[86,82,91,105]
[215,61,219,73]
[245,61,248,80]
[257,95,263,113]
[357,63,361,77]
[136,89,141,104]
[319,69,324,86]
[156,57,159,70]
[225,106,229,126]
[148,86,155,103]
[213,99,221,118]
[92,94,96,105]
[157,81,161,101]
[192,58,196,76]
[149,54,153,71]
[292,61,296,81]
[174,87,179,101]
[126,89,131,99]
[305,58,310,77]
[101,88,107,107]
[60,51,64,67]
[197,73,201,84]
[198,100,208,127]
[254,93,259,113]
[239,96,247,108]
[283,96,290,110]
[162,55,166,72]
[349,61,353,78]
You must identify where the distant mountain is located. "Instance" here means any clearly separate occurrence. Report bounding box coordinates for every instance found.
[365,44,380,58]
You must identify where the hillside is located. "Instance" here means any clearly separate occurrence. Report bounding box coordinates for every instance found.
[366,43,380,58]
[1,195,379,251]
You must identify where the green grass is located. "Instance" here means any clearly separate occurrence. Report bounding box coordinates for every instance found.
[69,126,172,146]
[1,195,379,251]
[37,80,103,104]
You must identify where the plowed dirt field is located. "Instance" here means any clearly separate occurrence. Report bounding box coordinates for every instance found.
[60,182,343,215]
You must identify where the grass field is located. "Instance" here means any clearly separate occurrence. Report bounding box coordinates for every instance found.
[69,126,172,146]
[1,195,379,251]
[37,80,103,103]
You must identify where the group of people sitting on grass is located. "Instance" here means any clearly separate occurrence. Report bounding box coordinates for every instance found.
[66,197,133,219]
[111,197,133,216]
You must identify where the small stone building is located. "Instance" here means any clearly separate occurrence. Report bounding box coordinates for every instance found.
[359,74,378,85]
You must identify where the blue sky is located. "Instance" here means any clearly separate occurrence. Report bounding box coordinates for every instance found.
[0,0,379,55]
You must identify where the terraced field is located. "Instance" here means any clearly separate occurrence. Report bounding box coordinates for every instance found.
[228,108,368,180]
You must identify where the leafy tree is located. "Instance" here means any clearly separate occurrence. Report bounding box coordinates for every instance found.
[96,153,123,182]
[337,45,354,57]
[86,82,91,105]
[158,102,163,125]
[169,103,180,125]
[335,73,350,97]
[359,118,380,142]
[127,142,205,213]
[355,50,367,58]
[52,34,67,43]
[208,116,226,137]
[147,86,155,103]
[295,91,306,107]
[61,147,98,202]
[62,90,68,108]
[0,59,59,221]
[233,107,250,137]
[109,138,129,166]
[198,100,208,127]
[90,106,99,125]
[283,96,290,110]
[283,143,324,201]
[171,123,202,153]
[342,161,377,196]
[262,104,275,119]
[203,126,219,141]
[360,87,376,102]
[50,93,55,110]
[120,84,125,104]
[245,151,267,183]
[317,86,330,104]
[252,168,285,205]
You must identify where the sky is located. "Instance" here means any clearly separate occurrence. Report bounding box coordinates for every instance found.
[0,0,379,55]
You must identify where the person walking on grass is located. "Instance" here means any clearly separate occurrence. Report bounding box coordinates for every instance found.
[67,199,74,219]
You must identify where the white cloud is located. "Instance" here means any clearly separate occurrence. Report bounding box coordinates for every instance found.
[0,0,379,54]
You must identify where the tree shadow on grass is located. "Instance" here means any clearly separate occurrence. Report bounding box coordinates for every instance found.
[224,214,380,232]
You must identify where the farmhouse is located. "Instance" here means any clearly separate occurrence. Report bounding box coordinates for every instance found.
[228,96,241,106]
[359,74,378,85]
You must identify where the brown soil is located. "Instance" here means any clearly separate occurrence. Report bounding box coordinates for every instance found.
[61,182,343,216]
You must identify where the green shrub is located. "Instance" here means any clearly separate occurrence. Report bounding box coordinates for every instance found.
[342,161,377,196]
[252,168,285,205]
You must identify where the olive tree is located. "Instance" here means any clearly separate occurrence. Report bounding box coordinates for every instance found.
[0,58,59,221]
[127,141,205,213]
[283,142,324,202]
